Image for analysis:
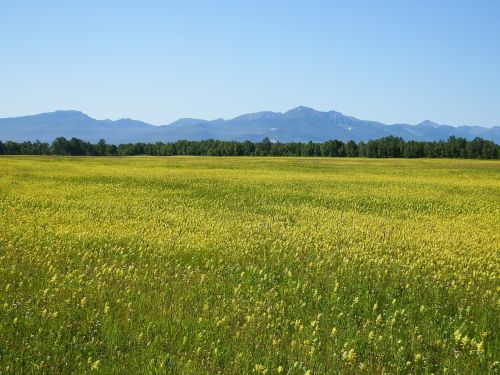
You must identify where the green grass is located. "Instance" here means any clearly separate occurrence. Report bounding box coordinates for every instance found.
[0,156,499,374]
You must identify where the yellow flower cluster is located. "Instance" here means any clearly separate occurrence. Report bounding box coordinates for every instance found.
[0,156,498,374]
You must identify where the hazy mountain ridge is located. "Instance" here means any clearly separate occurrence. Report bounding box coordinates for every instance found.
[1,107,498,144]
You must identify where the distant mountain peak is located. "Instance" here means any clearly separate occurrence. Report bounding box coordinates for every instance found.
[417,120,440,128]
[51,110,90,118]
[285,106,317,114]
[167,118,210,127]
[54,109,85,114]
[232,111,281,122]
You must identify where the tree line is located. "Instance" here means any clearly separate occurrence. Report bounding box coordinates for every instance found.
[0,136,498,159]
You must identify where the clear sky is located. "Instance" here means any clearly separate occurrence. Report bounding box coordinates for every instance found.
[1,0,499,126]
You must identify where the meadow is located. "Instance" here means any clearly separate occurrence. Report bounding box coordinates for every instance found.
[0,156,498,374]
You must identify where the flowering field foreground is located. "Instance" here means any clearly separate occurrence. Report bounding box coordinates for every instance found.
[0,157,498,374]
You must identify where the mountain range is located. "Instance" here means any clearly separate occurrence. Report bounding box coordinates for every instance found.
[1,107,499,144]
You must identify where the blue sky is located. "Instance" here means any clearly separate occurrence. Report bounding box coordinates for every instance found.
[1,0,499,126]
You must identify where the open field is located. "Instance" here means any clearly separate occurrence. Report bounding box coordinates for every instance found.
[0,156,499,374]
